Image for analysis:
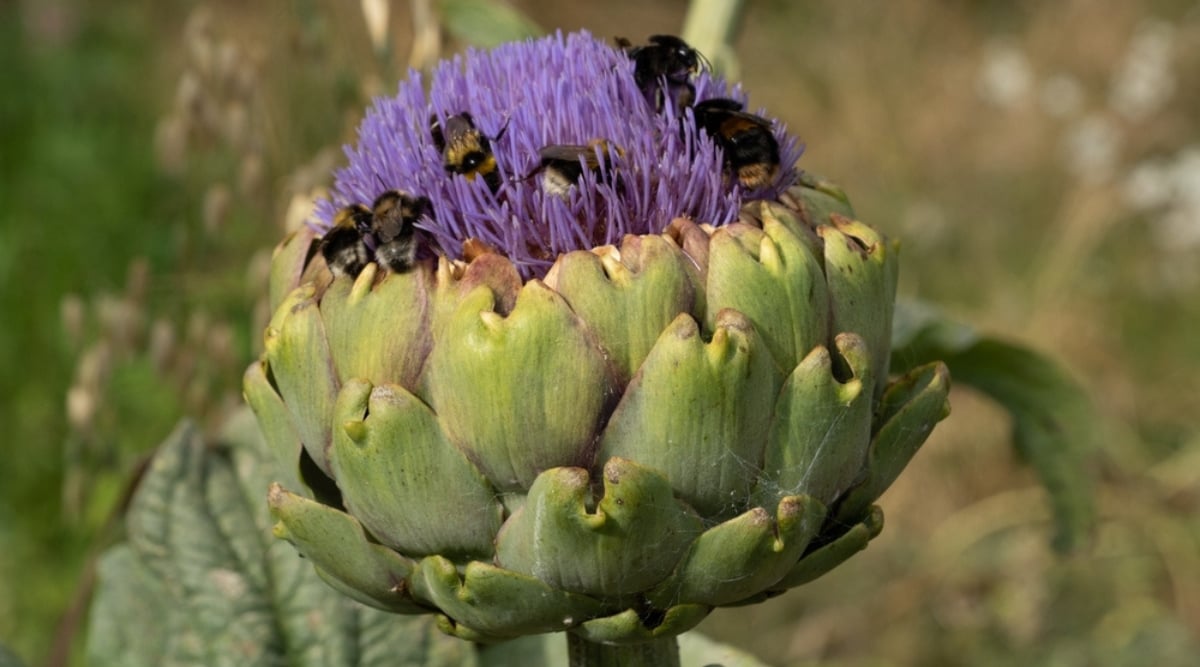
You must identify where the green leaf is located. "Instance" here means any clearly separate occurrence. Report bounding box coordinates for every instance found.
[771,506,884,591]
[410,556,607,641]
[833,361,951,525]
[0,644,27,667]
[424,281,616,491]
[597,311,782,518]
[789,171,856,226]
[263,283,340,476]
[438,0,542,48]
[820,216,899,400]
[87,410,477,667]
[572,607,712,645]
[755,334,874,508]
[328,379,503,559]
[494,458,703,599]
[267,484,424,613]
[320,265,434,391]
[243,360,305,493]
[705,219,828,374]
[890,300,1095,552]
[268,227,319,314]
[549,235,698,384]
[647,495,826,607]
[87,545,172,667]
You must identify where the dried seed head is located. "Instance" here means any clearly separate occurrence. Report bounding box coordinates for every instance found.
[203,183,233,236]
[60,293,86,347]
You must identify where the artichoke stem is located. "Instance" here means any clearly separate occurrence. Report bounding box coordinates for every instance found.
[566,634,680,667]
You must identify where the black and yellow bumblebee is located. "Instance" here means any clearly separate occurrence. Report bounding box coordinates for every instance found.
[320,189,430,278]
[369,189,430,273]
[430,112,506,192]
[617,34,707,114]
[525,139,623,197]
[691,98,780,190]
[320,204,374,278]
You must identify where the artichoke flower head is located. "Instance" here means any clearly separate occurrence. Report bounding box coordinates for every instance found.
[246,31,951,648]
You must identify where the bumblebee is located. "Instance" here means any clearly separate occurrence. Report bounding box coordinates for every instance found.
[692,98,780,190]
[369,189,430,273]
[525,139,622,197]
[617,35,707,114]
[430,112,506,192]
[320,204,374,278]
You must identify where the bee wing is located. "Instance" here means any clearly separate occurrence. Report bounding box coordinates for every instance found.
[695,97,745,113]
[538,145,592,162]
[429,114,446,152]
[648,34,685,48]
[373,194,430,242]
[443,114,476,142]
[372,214,404,242]
[721,112,773,136]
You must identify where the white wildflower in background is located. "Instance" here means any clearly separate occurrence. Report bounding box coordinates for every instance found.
[1062,113,1121,184]
[1039,74,1085,119]
[1123,160,1172,211]
[1150,148,1200,249]
[901,199,950,248]
[1124,147,1200,289]
[977,41,1033,109]
[1109,19,1176,121]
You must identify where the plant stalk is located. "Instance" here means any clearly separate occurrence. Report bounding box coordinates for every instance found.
[681,0,745,77]
[566,634,680,667]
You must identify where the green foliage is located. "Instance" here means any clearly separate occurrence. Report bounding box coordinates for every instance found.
[439,0,543,47]
[86,411,477,667]
[0,645,25,667]
[0,4,179,660]
[4,1,1197,665]
[891,301,1095,552]
[87,407,797,666]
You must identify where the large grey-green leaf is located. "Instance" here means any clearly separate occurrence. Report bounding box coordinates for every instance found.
[0,645,26,667]
[86,409,476,667]
[890,300,1095,552]
[87,407,778,664]
[439,0,542,48]
[87,545,173,667]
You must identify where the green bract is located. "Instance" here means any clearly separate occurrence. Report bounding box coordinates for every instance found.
[246,177,951,644]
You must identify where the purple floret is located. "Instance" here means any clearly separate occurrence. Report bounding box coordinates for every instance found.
[313,30,803,278]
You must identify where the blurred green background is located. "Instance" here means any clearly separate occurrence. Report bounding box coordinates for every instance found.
[2,0,1198,665]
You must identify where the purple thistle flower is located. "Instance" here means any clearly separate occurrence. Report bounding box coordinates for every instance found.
[314,30,804,278]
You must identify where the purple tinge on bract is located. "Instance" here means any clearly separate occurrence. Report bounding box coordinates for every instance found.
[313,30,804,278]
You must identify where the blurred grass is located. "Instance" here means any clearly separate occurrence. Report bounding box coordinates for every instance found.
[0,4,180,662]
[2,0,1199,665]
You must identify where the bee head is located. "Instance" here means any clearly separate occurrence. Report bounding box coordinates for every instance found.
[333,204,373,231]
